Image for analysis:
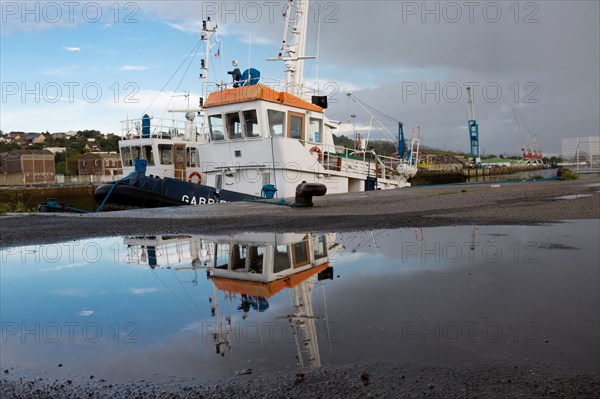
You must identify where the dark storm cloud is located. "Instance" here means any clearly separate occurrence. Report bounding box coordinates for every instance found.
[147,1,598,153]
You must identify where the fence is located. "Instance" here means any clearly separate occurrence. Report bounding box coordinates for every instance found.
[1,174,118,186]
[561,137,600,167]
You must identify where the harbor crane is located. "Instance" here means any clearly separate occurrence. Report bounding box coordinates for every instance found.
[346,93,419,164]
[512,105,543,164]
[466,86,481,166]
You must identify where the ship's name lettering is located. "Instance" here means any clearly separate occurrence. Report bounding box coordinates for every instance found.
[181,195,226,205]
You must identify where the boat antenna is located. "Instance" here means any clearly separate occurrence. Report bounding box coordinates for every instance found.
[315,5,321,95]
[201,17,219,137]
[248,31,252,81]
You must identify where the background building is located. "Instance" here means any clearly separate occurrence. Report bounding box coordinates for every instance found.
[78,152,123,180]
[0,150,56,184]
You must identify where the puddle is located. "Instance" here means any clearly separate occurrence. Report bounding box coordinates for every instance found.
[1,221,599,383]
[552,194,594,200]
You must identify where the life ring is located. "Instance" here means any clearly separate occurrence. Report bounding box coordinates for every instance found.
[188,171,202,184]
[309,146,323,162]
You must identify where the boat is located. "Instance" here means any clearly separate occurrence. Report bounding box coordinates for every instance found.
[37,198,89,214]
[94,0,419,210]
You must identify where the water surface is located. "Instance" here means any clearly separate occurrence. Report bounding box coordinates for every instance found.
[1,221,598,383]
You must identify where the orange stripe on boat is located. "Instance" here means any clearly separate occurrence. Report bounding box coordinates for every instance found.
[204,84,324,113]
[211,263,329,298]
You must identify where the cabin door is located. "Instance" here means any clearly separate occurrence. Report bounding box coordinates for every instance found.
[174,144,186,180]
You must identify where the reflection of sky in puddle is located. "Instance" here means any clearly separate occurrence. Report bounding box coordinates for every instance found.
[552,194,594,200]
[1,221,598,383]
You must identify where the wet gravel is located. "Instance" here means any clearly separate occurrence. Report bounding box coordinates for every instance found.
[2,361,599,399]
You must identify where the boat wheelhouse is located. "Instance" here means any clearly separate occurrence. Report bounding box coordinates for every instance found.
[118,113,203,182]
[199,83,417,198]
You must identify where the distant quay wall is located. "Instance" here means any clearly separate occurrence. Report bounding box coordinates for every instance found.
[411,164,544,185]
[0,184,98,211]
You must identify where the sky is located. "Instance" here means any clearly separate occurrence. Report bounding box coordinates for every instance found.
[1,0,598,155]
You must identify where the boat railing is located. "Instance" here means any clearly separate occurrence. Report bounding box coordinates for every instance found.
[121,117,199,140]
[301,140,412,180]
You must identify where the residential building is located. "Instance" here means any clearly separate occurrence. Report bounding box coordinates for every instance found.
[78,152,123,177]
[84,142,103,152]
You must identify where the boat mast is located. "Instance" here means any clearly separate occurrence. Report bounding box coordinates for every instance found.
[201,17,218,136]
[268,0,314,96]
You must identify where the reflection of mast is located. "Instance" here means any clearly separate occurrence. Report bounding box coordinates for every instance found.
[282,276,322,369]
[211,284,231,356]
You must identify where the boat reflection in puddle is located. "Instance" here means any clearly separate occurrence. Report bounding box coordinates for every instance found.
[1,221,598,383]
[123,232,336,370]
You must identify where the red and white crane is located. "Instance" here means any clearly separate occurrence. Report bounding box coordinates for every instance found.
[512,105,543,164]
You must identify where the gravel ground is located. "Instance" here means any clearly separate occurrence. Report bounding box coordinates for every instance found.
[1,176,599,398]
[0,361,600,399]
[2,361,599,399]
[1,175,599,249]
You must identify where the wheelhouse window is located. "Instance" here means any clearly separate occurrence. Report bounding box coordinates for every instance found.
[313,235,328,260]
[209,114,224,141]
[175,146,185,164]
[231,245,247,271]
[131,146,142,161]
[309,118,323,143]
[226,112,243,140]
[291,238,311,268]
[288,111,304,140]
[273,245,291,273]
[214,243,230,270]
[248,246,264,273]
[187,148,198,167]
[158,144,173,165]
[243,110,260,138]
[121,146,133,166]
[143,145,155,166]
[268,110,285,137]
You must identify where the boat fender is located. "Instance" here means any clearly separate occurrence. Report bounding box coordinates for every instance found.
[188,171,202,184]
[309,146,323,162]
[295,182,327,207]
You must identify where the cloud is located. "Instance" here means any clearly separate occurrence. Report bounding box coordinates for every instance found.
[78,310,94,317]
[63,47,81,52]
[120,65,149,71]
[131,287,160,295]
[51,288,90,298]
[41,65,78,76]
[41,262,89,272]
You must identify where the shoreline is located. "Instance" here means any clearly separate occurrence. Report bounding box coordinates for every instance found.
[1,175,598,249]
